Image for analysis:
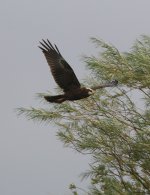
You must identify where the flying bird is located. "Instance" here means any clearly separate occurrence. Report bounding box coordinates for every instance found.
[39,39,118,103]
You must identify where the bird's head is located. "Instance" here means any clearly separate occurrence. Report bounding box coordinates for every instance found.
[86,88,95,95]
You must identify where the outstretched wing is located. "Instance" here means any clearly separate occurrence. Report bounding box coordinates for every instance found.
[91,80,118,90]
[39,39,81,92]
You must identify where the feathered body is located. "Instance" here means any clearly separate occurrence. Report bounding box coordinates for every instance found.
[39,39,118,103]
[44,87,93,103]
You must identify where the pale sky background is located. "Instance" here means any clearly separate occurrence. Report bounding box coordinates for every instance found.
[0,1,150,195]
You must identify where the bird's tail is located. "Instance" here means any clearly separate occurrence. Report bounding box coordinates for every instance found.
[44,95,66,103]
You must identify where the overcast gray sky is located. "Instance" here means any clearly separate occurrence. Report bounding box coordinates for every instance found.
[0,1,150,195]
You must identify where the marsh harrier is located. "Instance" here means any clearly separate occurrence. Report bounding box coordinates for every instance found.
[39,39,118,103]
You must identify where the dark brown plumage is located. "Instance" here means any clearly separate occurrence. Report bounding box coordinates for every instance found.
[39,39,118,103]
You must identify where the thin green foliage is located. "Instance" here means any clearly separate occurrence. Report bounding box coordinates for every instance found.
[18,35,150,195]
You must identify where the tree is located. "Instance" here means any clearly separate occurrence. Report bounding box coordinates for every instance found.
[18,35,150,195]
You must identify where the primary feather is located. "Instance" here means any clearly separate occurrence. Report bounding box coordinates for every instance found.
[39,39,80,92]
[39,39,118,104]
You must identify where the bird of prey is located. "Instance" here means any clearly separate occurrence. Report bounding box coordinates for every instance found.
[39,39,118,103]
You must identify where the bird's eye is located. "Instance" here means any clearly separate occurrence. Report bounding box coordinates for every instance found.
[88,89,94,95]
